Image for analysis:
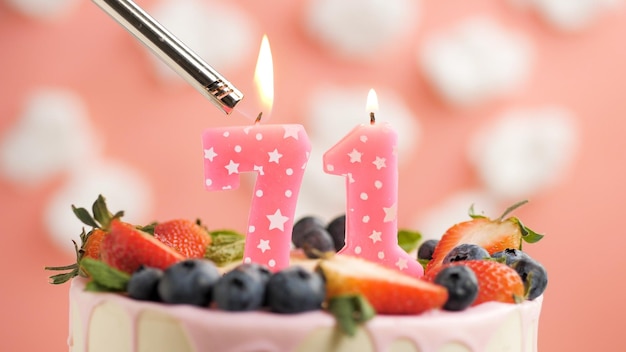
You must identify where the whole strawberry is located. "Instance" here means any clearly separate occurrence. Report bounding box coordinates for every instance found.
[425,260,524,305]
[153,219,211,258]
[426,201,543,275]
[318,255,447,315]
[101,220,185,274]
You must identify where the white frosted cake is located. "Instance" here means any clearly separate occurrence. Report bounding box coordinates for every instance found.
[69,276,543,352]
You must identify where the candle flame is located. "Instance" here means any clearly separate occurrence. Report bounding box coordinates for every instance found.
[366,88,379,112]
[254,35,274,116]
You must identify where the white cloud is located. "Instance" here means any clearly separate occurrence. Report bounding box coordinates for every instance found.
[4,0,80,20]
[44,159,153,254]
[420,16,533,107]
[0,88,102,186]
[149,0,256,82]
[469,106,578,200]
[305,0,419,60]
[511,0,624,31]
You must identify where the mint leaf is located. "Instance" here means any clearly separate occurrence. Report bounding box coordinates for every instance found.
[80,258,130,292]
[328,294,376,336]
[205,230,246,266]
[397,229,421,253]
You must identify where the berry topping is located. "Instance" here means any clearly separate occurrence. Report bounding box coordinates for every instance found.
[152,219,211,259]
[300,227,335,259]
[511,257,548,300]
[417,239,439,261]
[266,266,326,314]
[492,248,530,265]
[318,255,447,315]
[101,220,185,274]
[434,265,478,311]
[157,259,220,307]
[214,263,271,311]
[326,214,346,251]
[127,266,163,302]
[426,200,543,275]
[425,260,524,305]
[442,244,490,264]
[292,216,326,248]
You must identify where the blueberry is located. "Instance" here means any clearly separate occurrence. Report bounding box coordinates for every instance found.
[266,266,325,314]
[213,263,271,311]
[326,214,346,251]
[442,244,490,264]
[417,239,439,260]
[301,227,335,259]
[434,265,478,311]
[158,259,220,306]
[511,257,548,300]
[292,216,325,248]
[127,266,163,301]
[492,248,530,265]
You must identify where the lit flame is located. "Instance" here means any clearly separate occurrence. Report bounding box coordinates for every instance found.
[366,88,379,113]
[254,35,274,116]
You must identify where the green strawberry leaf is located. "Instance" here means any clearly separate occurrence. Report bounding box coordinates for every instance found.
[80,258,130,292]
[205,230,246,266]
[397,229,422,253]
[417,258,430,271]
[468,204,487,219]
[72,205,99,228]
[514,218,544,244]
[328,294,376,337]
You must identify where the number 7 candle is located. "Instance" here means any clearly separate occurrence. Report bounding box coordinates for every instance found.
[323,89,424,277]
[202,36,311,271]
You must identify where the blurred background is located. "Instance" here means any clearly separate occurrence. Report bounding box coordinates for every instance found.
[1,0,625,350]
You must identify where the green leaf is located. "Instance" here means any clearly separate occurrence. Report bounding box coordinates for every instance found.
[417,258,430,271]
[468,204,487,219]
[80,258,130,292]
[397,229,422,253]
[72,206,99,228]
[514,218,545,244]
[205,230,246,266]
[328,294,376,337]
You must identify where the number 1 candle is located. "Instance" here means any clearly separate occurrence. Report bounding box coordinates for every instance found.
[323,89,424,277]
[202,36,311,271]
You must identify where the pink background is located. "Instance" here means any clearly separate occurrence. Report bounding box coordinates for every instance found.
[1,0,626,351]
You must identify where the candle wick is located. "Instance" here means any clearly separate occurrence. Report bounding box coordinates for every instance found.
[369,112,375,125]
[255,112,263,124]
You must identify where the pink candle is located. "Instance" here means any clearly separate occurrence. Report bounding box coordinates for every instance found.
[323,89,424,278]
[202,124,311,270]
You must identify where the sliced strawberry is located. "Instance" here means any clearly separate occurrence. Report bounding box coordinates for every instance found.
[425,201,543,275]
[425,260,524,305]
[318,255,447,315]
[101,220,184,274]
[82,229,107,260]
[153,219,211,258]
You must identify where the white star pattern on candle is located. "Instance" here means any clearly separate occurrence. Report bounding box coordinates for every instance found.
[372,156,387,170]
[267,208,289,231]
[283,125,301,140]
[268,149,283,163]
[204,147,218,161]
[253,165,265,175]
[225,160,239,175]
[257,239,271,253]
[348,149,362,163]
[369,230,382,243]
[396,257,408,270]
[383,203,397,222]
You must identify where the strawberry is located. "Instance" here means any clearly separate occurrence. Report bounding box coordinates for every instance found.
[101,220,185,274]
[318,255,447,315]
[46,195,123,284]
[152,219,211,258]
[425,260,524,305]
[425,200,543,275]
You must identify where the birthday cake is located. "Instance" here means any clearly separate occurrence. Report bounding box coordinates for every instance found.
[48,196,547,352]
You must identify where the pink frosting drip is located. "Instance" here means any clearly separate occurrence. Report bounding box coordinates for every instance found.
[70,277,543,352]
